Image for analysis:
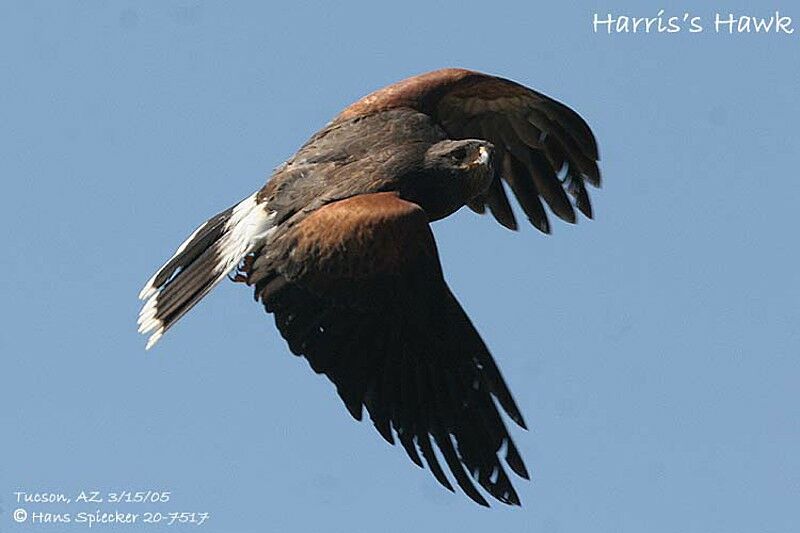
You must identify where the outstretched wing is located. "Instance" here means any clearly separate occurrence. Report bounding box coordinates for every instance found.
[337,68,601,233]
[246,192,529,506]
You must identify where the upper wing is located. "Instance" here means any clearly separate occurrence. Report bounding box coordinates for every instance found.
[246,192,529,506]
[337,68,601,233]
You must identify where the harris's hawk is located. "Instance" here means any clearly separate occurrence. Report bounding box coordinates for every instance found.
[138,68,601,506]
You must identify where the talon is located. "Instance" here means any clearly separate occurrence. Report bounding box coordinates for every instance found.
[230,254,256,284]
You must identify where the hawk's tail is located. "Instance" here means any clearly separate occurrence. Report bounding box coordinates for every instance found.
[137,192,275,349]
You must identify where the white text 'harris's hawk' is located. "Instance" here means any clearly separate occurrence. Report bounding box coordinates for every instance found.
[137,68,601,506]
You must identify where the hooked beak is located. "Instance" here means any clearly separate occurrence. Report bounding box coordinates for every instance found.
[467,145,491,169]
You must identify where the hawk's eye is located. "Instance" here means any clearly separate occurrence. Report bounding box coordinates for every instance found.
[450,146,468,163]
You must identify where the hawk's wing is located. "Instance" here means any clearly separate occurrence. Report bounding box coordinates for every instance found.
[247,192,528,506]
[337,68,601,233]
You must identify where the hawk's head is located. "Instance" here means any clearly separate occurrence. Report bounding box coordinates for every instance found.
[424,139,495,204]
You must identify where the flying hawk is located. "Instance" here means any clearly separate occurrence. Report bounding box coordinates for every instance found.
[137,68,601,506]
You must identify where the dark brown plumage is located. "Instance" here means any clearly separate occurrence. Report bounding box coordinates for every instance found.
[137,68,601,506]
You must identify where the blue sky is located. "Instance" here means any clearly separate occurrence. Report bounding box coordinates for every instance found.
[1,1,798,532]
